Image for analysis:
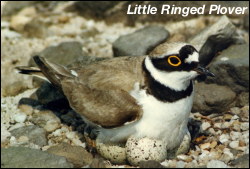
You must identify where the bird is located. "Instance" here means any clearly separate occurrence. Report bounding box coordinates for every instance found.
[16,42,214,150]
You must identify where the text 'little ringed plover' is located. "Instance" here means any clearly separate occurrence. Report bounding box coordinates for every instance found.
[16,42,214,150]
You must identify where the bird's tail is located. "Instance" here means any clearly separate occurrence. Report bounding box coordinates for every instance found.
[16,56,74,90]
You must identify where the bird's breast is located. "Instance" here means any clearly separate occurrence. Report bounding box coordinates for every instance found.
[130,82,194,145]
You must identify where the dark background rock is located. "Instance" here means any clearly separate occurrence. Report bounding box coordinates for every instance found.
[139,160,165,168]
[113,25,169,57]
[1,147,73,168]
[192,83,237,115]
[10,125,47,147]
[29,41,89,67]
[230,154,249,168]
[47,143,93,168]
[189,15,246,67]
[206,44,249,93]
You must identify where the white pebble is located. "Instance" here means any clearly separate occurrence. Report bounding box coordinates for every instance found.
[219,134,230,143]
[221,122,231,129]
[229,141,239,149]
[207,160,228,168]
[230,131,242,140]
[176,161,186,168]
[214,123,222,128]
[13,113,27,123]
[240,123,249,131]
[201,122,211,131]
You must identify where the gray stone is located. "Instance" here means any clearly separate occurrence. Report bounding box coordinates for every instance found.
[243,14,249,31]
[192,83,236,114]
[230,154,249,168]
[23,18,47,38]
[89,156,108,168]
[206,160,228,168]
[29,41,88,67]
[207,44,249,93]
[1,147,73,168]
[235,92,249,107]
[139,160,165,168]
[47,143,93,168]
[113,26,169,57]
[1,1,37,16]
[189,15,245,67]
[10,125,47,147]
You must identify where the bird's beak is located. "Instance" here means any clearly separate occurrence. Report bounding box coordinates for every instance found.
[194,65,215,77]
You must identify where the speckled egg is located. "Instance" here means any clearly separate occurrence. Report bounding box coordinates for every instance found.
[95,138,127,164]
[125,137,168,166]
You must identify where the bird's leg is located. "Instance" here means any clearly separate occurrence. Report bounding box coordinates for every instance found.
[84,124,99,154]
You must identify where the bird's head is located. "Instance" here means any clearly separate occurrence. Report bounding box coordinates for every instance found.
[145,42,214,90]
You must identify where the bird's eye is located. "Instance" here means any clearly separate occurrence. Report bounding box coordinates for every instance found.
[168,55,181,66]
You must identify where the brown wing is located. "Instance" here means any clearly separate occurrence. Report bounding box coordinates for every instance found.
[61,79,142,128]
[61,56,146,128]
[25,55,145,128]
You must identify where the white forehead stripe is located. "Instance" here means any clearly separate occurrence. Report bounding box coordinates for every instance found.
[185,52,199,63]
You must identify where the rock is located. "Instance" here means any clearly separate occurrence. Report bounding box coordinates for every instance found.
[207,44,249,93]
[10,125,47,147]
[96,138,127,165]
[219,134,230,144]
[230,154,249,168]
[23,18,47,38]
[235,92,249,107]
[126,137,167,166]
[229,141,240,149]
[29,41,88,67]
[176,155,193,163]
[210,141,217,149]
[89,156,108,168]
[3,81,28,96]
[47,143,93,168]
[30,110,61,133]
[113,26,169,57]
[189,15,245,67]
[201,121,211,131]
[74,1,117,18]
[139,160,165,168]
[240,122,249,131]
[13,113,27,123]
[192,83,236,114]
[176,161,186,168]
[1,124,11,143]
[1,2,38,16]
[200,142,210,150]
[206,160,228,168]
[243,14,249,31]
[1,147,73,168]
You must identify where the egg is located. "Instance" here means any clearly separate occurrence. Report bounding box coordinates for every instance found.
[125,137,168,166]
[95,138,127,164]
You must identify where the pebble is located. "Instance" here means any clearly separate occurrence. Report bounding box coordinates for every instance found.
[219,134,230,144]
[176,161,186,168]
[214,123,222,129]
[201,121,211,131]
[240,122,249,131]
[230,131,242,141]
[206,160,228,168]
[229,141,239,149]
[177,155,193,162]
[13,113,27,123]
[200,142,210,150]
[221,122,231,129]
[210,141,218,149]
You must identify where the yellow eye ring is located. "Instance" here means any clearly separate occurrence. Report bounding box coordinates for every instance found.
[168,55,181,66]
